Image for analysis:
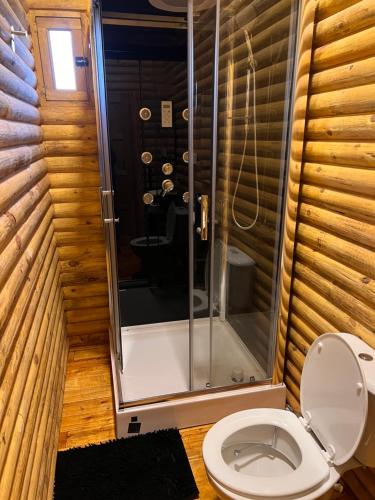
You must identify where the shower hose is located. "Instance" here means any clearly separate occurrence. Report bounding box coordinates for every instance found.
[231,30,259,231]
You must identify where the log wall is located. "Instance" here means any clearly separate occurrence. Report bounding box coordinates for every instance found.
[29,2,109,348]
[0,0,67,498]
[280,0,375,496]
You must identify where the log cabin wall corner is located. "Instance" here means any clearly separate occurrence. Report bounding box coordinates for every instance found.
[28,0,110,348]
[0,0,67,497]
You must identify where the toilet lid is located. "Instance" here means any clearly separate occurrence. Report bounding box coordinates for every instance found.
[301,333,368,465]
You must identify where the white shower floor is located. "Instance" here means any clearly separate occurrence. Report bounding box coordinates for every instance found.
[121,317,265,403]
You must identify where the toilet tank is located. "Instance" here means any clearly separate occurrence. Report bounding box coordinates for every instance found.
[355,389,375,467]
[226,245,255,313]
[208,241,255,314]
[338,333,375,467]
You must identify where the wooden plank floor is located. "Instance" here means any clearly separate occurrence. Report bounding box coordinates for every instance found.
[180,425,218,499]
[58,342,116,450]
[58,341,219,499]
[58,342,358,500]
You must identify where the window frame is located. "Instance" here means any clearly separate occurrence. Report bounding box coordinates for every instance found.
[34,14,89,102]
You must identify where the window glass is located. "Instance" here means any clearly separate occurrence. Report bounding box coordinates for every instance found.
[48,30,76,90]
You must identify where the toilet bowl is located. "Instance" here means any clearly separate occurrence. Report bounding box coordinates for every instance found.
[203,333,375,500]
[129,203,177,283]
[130,234,170,250]
[193,288,208,313]
[130,202,177,260]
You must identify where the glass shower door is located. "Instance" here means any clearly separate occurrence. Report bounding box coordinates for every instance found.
[190,0,299,391]
[189,0,219,391]
[91,1,122,372]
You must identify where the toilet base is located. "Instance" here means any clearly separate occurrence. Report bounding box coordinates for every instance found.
[206,470,337,500]
[205,468,339,500]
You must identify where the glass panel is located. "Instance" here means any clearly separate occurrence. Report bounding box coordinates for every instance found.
[103,14,189,403]
[104,40,188,329]
[190,0,218,391]
[210,0,299,385]
[48,30,77,90]
[91,3,123,372]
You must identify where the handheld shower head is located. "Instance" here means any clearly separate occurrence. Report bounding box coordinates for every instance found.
[244,30,255,69]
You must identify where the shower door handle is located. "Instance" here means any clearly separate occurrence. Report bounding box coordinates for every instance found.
[104,218,119,224]
[100,188,119,224]
[197,194,208,241]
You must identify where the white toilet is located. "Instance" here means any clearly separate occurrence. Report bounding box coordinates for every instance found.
[130,202,177,253]
[193,242,255,314]
[203,333,375,500]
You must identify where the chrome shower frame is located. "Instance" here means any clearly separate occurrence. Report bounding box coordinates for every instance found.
[90,0,301,427]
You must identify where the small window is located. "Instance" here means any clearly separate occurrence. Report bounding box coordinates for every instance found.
[35,16,88,101]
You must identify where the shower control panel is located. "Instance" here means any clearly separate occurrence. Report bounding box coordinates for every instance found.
[161,100,172,128]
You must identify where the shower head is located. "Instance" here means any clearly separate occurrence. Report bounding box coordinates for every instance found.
[149,0,187,12]
[149,0,216,13]
[244,30,251,50]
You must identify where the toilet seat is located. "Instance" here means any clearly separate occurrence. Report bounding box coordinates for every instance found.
[203,408,330,499]
[130,235,170,247]
[203,333,369,499]
[193,289,208,313]
[130,202,178,249]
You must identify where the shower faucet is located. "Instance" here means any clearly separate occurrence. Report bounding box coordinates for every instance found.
[161,179,174,197]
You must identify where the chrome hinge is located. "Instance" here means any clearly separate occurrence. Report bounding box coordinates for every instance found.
[321,445,336,466]
[299,411,312,431]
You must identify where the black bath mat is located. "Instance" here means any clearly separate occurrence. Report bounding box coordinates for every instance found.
[54,428,199,500]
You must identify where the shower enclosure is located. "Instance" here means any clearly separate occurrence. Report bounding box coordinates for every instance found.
[92,0,299,434]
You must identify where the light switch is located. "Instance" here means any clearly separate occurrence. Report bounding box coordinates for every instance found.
[161,100,172,128]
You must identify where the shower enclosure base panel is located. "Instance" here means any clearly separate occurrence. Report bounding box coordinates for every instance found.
[110,318,286,439]
[120,317,266,403]
[112,377,286,439]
